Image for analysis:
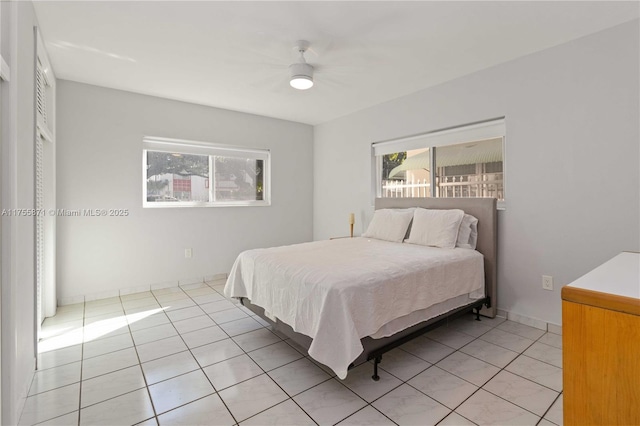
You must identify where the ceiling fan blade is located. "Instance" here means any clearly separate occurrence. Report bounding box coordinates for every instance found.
[247,72,291,92]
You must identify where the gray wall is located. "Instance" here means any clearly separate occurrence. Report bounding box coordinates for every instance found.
[56,81,313,300]
[313,20,640,326]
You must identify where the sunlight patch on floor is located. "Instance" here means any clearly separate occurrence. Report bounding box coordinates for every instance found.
[38,307,165,353]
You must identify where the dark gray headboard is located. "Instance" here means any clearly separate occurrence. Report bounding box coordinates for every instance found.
[375,197,497,318]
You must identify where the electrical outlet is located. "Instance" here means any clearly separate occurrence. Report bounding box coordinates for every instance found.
[185,248,192,258]
[542,275,553,290]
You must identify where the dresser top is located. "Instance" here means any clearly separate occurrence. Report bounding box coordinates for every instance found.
[567,252,639,300]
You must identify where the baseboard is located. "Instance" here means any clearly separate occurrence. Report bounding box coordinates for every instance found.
[502,309,562,335]
[178,276,204,286]
[120,284,153,296]
[547,323,562,335]
[205,273,228,282]
[149,280,179,291]
[57,294,86,306]
[85,289,119,302]
[57,272,229,306]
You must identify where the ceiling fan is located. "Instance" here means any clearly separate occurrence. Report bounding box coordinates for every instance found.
[289,40,314,90]
[284,39,362,91]
[230,37,373,93]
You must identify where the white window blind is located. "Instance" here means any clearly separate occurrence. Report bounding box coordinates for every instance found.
[373,119,505,155]
[143,137,269,161]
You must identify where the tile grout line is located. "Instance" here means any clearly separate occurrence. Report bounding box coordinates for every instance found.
[378,316,556,424]
[340,405,400,426]
[122,291,160,426]
[465,328,564,375]
[370,404,402,426]
[153,284,242,425]
[537,390,562,425]
[189,284,321,426]
[22,304,86,426]
[497,351,563,394]
[184,283,323,426]
[57,297,156,423]
[372,326,491,424]
[441,322,559,421]
[332,364,403,425]
[148,289,210,419]
[77,301,86,426]
[32,293,191,424]
[450,321,556,418]
[204,286,315,425]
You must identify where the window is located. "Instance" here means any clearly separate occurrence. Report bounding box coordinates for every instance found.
[143,137,270,207]
[380,148,431,198]
[373,119,505,207]
[435,138,503,199]
[0,0,10,83]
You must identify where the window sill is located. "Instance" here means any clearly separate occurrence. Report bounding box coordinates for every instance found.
[143,201,270,208]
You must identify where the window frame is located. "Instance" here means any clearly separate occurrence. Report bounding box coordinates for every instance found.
[372,118,506,209]
[0,1,9,83]
[143,136,271,208]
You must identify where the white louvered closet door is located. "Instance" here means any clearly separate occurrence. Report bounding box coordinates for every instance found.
[36,57,47,127]
[35,27,56,354]
[35,52,51,340]
[35,135,44,336]
[36,57,46,338]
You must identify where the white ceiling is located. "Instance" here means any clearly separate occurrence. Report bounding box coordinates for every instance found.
[33,1,639,125]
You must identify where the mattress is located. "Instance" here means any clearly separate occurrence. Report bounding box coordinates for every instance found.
[224,237,484,378]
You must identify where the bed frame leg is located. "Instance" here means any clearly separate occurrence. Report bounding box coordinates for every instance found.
[474,307,481,321]
[372,355,382,381]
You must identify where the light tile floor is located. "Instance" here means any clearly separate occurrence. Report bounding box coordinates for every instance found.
[23,279,563,426]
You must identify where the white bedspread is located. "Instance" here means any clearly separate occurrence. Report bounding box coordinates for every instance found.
[224,237,484,379]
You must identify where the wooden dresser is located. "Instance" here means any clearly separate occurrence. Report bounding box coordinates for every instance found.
[561,252,640,426]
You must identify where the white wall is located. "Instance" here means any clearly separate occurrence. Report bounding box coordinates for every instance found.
[313,20,640,326]
[56,81,313,301]
[1,1,38,423]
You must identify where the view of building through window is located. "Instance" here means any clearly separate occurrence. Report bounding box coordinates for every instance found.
[146,152,209,202]
[378,137,504,201]
[435,138,503,199]
[144,144,269,206]
[213,157,264,202]
[381,148,431,198]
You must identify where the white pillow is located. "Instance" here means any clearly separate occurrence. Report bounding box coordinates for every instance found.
[456,214,479,250]
[406,208,465,249]
[362,209,414,243]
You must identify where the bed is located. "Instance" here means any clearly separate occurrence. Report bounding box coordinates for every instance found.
[224,197,497,379]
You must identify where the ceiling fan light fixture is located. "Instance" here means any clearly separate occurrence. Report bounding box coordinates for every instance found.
[289,62,314,90]
[289,40,314,90]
